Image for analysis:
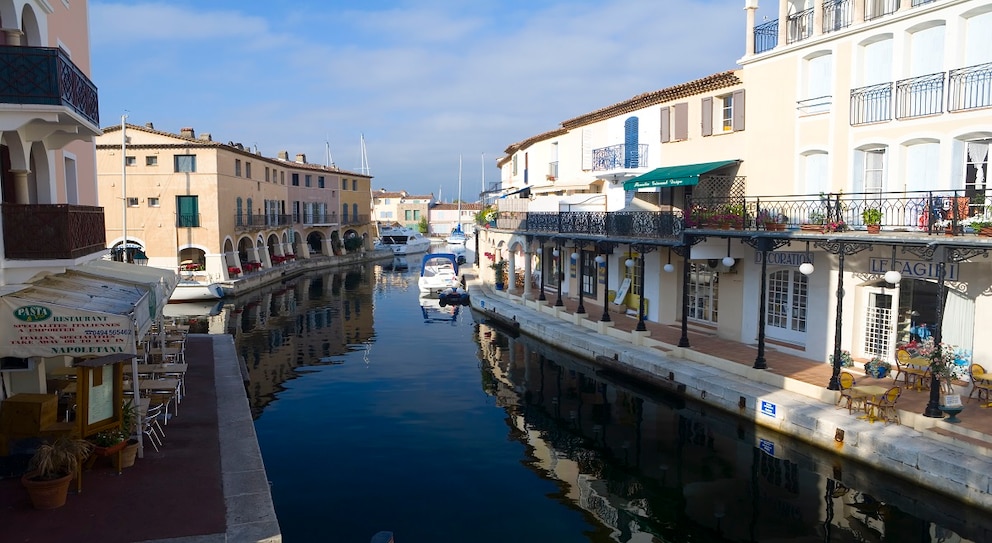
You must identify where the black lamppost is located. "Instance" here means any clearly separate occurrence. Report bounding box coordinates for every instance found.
[574,248,585,314]
[754,238,771,370]
[553,244,563,307]
[924,254,948,418]
[597,254,610,322]
[678,241,692,348]
[537,246,546,301]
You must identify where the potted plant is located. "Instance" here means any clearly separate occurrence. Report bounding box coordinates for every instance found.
[962,213,992,236]
[21,436,94,509]
[117,399,140,469]
[829,350,854,368]
[864,356,891,378]
[862,208,883,233]
[757,209,787,231]
[491,259,507,290]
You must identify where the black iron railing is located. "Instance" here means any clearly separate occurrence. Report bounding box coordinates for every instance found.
[822,0,852,33]
[850,82,893,125]
[0,45,99,127]
[591,144,648,171]
[754,20,778,54]
[490,189,990,241]
[895,72,945,119]
[864,0,898,22]
[787,7,814,44]
[948,61,992,112]
[235,213,293,230]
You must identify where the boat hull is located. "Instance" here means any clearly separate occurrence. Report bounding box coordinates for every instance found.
[170,282,224,302]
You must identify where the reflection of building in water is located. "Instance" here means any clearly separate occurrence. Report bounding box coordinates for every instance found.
[475,324,979,542]
[228,266,375,416]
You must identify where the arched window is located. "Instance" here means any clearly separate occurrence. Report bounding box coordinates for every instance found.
[236,197,243,226]
[246,198,254,224]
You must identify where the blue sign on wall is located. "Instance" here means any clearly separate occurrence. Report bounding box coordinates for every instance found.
[760,400,777,418]
[759,438,775,456]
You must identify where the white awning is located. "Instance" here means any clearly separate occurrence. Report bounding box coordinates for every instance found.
[0,274,148,358]
[72,260,179,321]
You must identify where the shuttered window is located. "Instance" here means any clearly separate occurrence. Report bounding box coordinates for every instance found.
[660,107,671,143]
[176,195,199,227]
[701,97,713,136]
[674,103,688,141]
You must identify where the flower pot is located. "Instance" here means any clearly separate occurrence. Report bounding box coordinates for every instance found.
[866,224,881,234]
[867,367,889,379]
[21,472,73,510]
[800,224,823,232]
[495,283,504,291]
[764,222,786,231]
[979,227,992,237]
[115,440,140,469]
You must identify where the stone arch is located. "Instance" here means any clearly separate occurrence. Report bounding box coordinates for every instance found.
[29,140,52,203]
[266,233,282,260]
[306,231,326,256]
[19,2,43,47]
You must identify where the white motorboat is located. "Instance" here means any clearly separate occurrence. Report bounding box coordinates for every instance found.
[445,228,467,245]
[170,273,224,301]
[378,226,432,255]
[418,253,462,294]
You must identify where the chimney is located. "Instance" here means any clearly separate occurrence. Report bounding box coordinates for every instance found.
[277,151,289,160]
[145,122,154,129]
[199,133,212,141]
[180,127,195,138]
[295,153,307,164]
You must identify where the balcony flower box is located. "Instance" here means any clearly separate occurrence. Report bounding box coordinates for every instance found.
[228,267,242,276]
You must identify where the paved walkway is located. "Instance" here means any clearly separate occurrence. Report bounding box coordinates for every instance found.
[0,335,279,543]
[466,271,992,511]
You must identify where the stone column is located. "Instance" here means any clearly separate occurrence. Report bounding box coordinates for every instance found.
[10,170,30,204]
[507,251,518,294]
[745,0,758,56]
[3,29,24,46]
[777,0,789,47]
[812,0,823,37]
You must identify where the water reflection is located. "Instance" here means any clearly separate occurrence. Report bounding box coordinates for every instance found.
[476,321,988,542]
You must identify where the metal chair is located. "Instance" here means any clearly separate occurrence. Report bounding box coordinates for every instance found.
[866,386,902,424]
[837,371,863,414]
[893,349,929,390]
[968,363,992,405]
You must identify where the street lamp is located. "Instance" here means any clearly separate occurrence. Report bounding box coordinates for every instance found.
[595,254,610,323]
[536,246,546,301]
[575,249,585,315]
[553,245,563,307]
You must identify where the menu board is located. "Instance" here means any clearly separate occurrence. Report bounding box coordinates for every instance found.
[87,365,114,424]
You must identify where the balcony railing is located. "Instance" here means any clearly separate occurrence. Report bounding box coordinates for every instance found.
[298,212,338,225]
[488,189,989,242]
[341,214,370,225]
[948,61,992,112]
[850,82,893,125]
[2,203,106,259]
[0,45,99,127]
[895,72,944,119]
[235,213,293,230]
[786,7,814,44]
[590,144,648,172]
[754,20,778,54]
[864,0,898,22]
[822,0,852,33]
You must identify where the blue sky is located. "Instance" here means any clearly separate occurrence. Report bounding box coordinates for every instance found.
[90,0,757,200]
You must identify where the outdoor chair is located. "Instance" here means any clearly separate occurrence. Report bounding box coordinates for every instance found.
[865,386,902,424]
[893,349,929,390]
[968,363,992,405]
[141,403,166,452]
[837,372,863,414]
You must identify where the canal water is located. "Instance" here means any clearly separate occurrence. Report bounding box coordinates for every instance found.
[213,252,990,543]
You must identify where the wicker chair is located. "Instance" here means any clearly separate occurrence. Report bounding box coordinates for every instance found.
[968,363,992,405]
[866,386,902,424]
[837,371,863,414]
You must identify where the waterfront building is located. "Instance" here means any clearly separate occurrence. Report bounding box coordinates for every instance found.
[95,125,374,281]
[0,1,175,403]
[429,202,482,237]
[486,0,992,371]
[372,189,409,225]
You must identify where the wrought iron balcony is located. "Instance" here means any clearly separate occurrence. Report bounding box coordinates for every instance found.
[754,20,778,54]
[895,72,944,120]
[2,203,106,259]
[949,61,992,112]
[786,7,814,45]
[590,144,648,172]
[235,213,293,231]
[0,45,99,127]
[822,0,852,34]
[341,214,370,226]
[850,82,893,125]
[488,189,990,243]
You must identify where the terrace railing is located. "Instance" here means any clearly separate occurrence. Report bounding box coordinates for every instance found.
[491,189,988,242]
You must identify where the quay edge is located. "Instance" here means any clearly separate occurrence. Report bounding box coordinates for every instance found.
[465,277,992,513]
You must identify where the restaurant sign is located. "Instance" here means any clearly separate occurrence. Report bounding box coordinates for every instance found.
[868,258,958,281]
[1,299,135,358]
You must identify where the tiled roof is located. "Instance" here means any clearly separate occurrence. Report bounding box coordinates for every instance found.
[374,191,407,198]
[497,70,742,167]
[98,124,371,178]
[431,203,483,211]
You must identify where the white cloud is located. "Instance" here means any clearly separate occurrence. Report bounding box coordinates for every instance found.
[91,0,746,197]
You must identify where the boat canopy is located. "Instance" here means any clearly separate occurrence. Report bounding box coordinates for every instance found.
[420,253,459,276]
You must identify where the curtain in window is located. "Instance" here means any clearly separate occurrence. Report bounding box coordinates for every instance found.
[942,289,974,365]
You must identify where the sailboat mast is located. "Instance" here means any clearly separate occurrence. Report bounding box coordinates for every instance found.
[457,156,463,232]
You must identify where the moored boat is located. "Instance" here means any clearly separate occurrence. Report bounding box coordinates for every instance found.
[418,253,461,294]
[378,226,431,255]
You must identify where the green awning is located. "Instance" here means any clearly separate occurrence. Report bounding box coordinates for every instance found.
[624,160,740,190]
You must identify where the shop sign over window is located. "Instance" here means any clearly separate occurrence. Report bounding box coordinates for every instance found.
[753,251,812,267]
[869,258,958,281]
